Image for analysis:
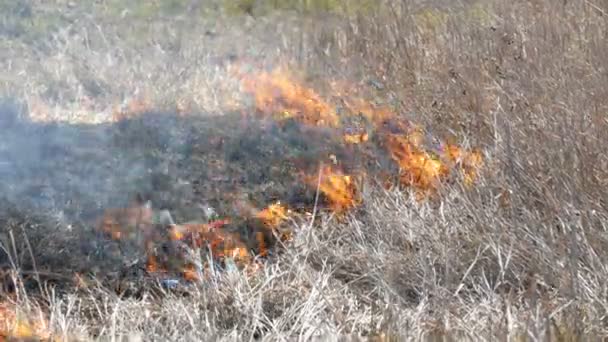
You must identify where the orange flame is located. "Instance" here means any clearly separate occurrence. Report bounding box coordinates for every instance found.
[306,166,360,214]
[93,65,485,282]
[386,134,448,190]
[240,67,340,127]
[342,97,397,127]
[255,202,289,228]
[253,202,292,257]
[343,132,369,144]
[443,143,484,186]
[146,254,159,273]
[97,201,154,242]
[0,302,53,341]
[166,220,251,267]
[182,264,199,282]
[146,219,252,281]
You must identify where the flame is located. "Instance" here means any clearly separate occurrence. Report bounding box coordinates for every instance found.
[343,132,369,144]
[343,97,397,127]
[441,143,484,186]
[159,219,251,279]
[240,67,340,127]
[92,65,485,282]
[386,134,448,190]
[111,95,153,122]
[254,202,293,257]
[255,202,289,228]
[146,254,159,273]
[306,166,360,214]
[386,134,484,192]
[97,202,154,242]
[255,231,268,257]
[182,264,199,282]
[0,302,53,341]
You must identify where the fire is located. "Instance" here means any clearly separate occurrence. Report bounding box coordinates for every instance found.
[91,65,485,283]
[239,67,340,127]
[146,254,159,273]
[182,264,199,282]
[255,202,289,228]
[111,95,153,122]
[255,231,268,257]
[305,166,360,214]
[254,202,292,257]
[386,133,485,192]
[157,219,251,280]
[343,132,369,144]
[442,143,484,186]
[97,199,154,242]
[0,302,53,341]
[386,134,448,190]
[342,97,397,127]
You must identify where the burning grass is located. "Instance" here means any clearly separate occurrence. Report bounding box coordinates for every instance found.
[238,66,340,127]
[85,64,486,285]
[0,301,53,341]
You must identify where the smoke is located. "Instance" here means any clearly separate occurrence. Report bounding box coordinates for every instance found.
[0,99,193,225]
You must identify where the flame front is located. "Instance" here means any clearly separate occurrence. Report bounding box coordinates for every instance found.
[240,67,340,127]
[95,64,484,283]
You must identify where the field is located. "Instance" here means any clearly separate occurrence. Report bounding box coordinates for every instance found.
[0,0,607,340]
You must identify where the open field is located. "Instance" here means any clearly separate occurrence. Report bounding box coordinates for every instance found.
[1,0,607,340]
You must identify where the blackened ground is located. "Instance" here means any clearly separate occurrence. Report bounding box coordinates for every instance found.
[0,99,396,290]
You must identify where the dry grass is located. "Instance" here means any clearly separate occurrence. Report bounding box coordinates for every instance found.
[1,0,607,340]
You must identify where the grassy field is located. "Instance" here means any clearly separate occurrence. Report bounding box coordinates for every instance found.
[1,0,607,341]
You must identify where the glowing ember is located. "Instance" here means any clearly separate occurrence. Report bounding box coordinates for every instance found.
[239,67,340,127]
[306,166,360,214]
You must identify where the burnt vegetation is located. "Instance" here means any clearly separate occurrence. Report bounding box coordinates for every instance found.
[1,0,608,340]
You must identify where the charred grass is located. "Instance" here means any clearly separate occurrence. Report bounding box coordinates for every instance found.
[1,0,608,340]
